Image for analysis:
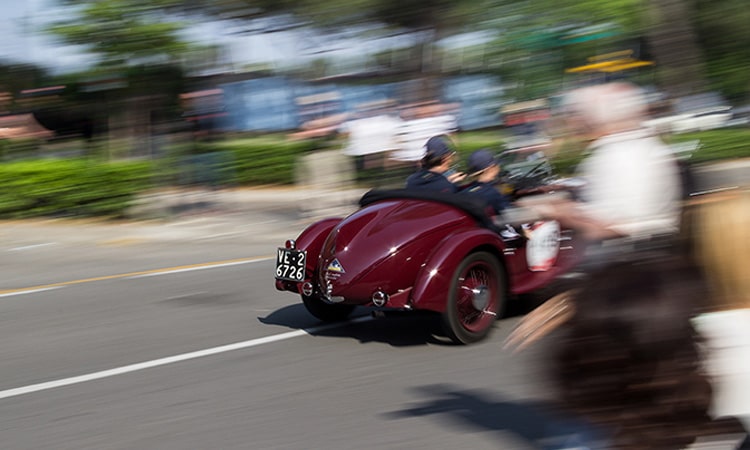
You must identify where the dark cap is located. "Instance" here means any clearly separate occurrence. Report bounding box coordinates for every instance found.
[424,135,453,159]
[467,149,498,173]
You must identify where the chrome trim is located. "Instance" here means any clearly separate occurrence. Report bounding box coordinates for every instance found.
[372,291,388,307]
[469,285,490,311]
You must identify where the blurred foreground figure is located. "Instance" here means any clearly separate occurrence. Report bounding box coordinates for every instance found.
[686,189,750,433]
[551,260,748,449]
[507,191,750,448]
[523,82,682,258]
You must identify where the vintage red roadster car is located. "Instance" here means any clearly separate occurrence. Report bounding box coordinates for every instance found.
[274,189,583,344]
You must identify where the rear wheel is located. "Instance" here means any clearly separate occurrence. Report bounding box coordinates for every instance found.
[442,251,505,344]
[302,294,355,322]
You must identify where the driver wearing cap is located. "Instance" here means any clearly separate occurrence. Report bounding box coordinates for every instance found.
[405,135,466,193]
[460,149,509,215]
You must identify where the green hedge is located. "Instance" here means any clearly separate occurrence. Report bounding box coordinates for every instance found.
[0,159,154,219]
[667,129,750,163]
[163,137,322,186]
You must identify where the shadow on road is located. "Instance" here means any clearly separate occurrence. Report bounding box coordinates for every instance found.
[312,312,454,347]
[258,304,323,330]
[383,384,595,449]
[258,305,455,347]
[259,278,579,346]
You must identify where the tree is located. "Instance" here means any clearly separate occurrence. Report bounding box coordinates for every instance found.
[479,1,644,100]
[46,0,197,157]
[692,0,750,103]
[479,0,738,102]
[49,0,193,68]
[644,0,709,97]
[166,0,496,99]
[0,62,52,109]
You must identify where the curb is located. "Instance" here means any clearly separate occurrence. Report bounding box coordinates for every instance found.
[127,187,368,220]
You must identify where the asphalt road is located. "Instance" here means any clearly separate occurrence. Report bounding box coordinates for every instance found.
[0,217,561,450]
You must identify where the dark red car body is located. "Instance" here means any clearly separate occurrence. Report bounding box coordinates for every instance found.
[275,189,583,344]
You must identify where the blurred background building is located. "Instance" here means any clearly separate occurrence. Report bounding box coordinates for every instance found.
[0,0,747,219]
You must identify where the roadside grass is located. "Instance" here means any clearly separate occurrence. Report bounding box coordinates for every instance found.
[666,129,750,163]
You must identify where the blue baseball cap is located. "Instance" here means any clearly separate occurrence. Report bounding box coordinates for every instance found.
[467,149,498,173]
[424,135,454,159]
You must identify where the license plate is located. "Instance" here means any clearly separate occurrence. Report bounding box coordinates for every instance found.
[275,248,306,282]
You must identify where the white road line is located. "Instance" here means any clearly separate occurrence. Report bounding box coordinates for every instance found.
[8,243,56,252]
[0,316,372,401]
[0,287,62,298]
[127,258,272,279]
[1,256,273,296]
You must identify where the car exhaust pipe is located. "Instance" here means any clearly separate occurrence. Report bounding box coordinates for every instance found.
[372,291,388,307]
[301,282,314,297]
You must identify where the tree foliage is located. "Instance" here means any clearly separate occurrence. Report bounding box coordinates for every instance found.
[692,0,750,102]
[173,0,487,34]
[49,0,192,67]
[480,0,750,102]
[0,62,51,104]
[48,0,749,104]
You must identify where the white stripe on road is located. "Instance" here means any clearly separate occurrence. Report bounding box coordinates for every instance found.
[0,316,372,401]
[0,287,62,298]
[127,259,268,278]
[8,243,56,252]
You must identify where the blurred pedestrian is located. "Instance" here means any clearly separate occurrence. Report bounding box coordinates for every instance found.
[521,82,682,253]
[507,188,750,446]
[405,135,466,193]
[551,259,748,449]
[686,188,750,435]
[506,82,686,351]
[460,149,509,215]
[508,259,749,449]
[339,100,403,171]
[391,102,459,163]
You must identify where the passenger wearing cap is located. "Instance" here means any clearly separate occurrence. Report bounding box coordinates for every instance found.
[405,135,466,193]
[460,149,508,215]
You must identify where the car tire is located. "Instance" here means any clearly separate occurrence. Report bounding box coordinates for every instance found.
[302,294,355,322]
[442,251,505,344]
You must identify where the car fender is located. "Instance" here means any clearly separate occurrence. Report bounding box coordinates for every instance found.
[410,228,507,313]
[295,218,341,275]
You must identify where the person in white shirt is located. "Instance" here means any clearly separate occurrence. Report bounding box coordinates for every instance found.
[390,103,459,163]
[339,107,403,159]
[522,82,682,245]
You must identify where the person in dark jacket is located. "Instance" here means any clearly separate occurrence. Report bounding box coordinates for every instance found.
[405,135,465,193]
[460,149,508,214]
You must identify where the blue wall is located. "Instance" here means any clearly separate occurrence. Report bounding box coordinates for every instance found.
[220,75,503,132]
[443,76,504,130]
[221,77,301,131]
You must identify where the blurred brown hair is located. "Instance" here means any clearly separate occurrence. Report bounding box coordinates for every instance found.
[684,189,750,311]
[553,259,743,449]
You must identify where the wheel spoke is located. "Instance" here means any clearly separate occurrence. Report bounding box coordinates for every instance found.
[455,262,497,331]
[444,252,504,344]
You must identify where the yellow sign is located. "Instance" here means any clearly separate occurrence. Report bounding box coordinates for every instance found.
[565,50,653,74]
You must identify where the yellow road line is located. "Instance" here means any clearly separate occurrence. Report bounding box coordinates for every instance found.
[0,256,273,297]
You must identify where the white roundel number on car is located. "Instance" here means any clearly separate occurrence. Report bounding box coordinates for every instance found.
[525,220,561,272]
